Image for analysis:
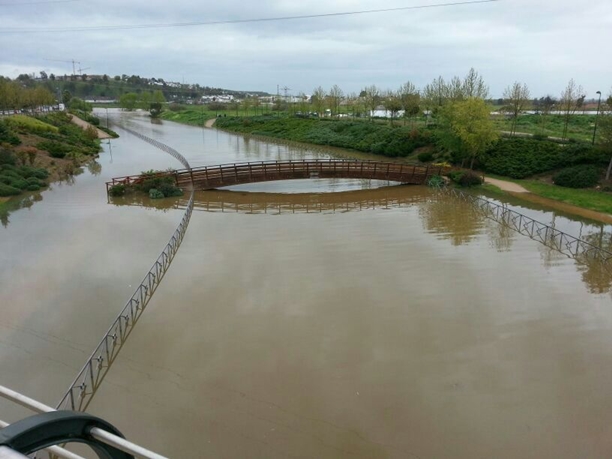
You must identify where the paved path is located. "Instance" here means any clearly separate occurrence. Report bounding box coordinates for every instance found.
[484,177,528,193]
[70,114,112,139]
[205,118,216,128]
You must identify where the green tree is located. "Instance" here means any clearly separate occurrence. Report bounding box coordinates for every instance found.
[442,98,499,169]
[62,90,72,105]
[149,90,166,118]
[139,91,151,110]
[119,93,138,111]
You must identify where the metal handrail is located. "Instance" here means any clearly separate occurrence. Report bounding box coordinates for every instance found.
[58,129,196,412]
[444,187,612,268]
[107,159,450,188]
[120,126,190,170]
[0,385,166,459]
[56,192,195,412]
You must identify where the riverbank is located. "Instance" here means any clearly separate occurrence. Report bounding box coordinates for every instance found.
[207,116,612,220]
[70,114,113,139]
[0,112,104,203]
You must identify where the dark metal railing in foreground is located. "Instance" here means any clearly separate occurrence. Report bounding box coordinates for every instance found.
[57,127,195,412]
[445,187,612,270]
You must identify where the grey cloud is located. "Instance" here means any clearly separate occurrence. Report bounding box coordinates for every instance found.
[1,0,611,97]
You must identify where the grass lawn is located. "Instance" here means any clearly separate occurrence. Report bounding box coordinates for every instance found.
[519,181,612,215]
[492,114,596,142]
[480,173,612,215]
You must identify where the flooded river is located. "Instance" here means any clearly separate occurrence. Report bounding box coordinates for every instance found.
[1,111,612,458]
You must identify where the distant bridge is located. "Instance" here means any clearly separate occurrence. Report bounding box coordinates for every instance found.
[106,160,450,193]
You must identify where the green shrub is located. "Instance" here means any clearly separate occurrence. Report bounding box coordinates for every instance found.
[427,175,445,188]
[447,170,483,187]
[137,170,177,193]
[0,121,21,145]
[0,183,20,196]
[457,171,483,187]
[215,116,434,158]
[480,138,603,179]
[158,182,183,197]
[37,140,70,158]
[8,178,28,190]
[0,147,16,165]
[26,176,44,187]
[20,166,48,180]
[108,184,126,197]
[418,152,434,162]
[553,165,600,188]
[4,115,58,135]
[149,188,165,199]
[26,184,41,191]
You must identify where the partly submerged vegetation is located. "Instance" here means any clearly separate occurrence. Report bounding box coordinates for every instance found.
[0,112,104,204]
[109,170,183,199]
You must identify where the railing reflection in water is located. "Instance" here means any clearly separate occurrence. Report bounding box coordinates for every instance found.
[444,188,612,272]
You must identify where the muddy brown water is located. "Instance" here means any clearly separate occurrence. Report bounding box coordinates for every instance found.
[1,111,612,458]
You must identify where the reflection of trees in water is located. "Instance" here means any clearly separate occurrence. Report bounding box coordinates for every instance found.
[486,218,514,252]
[420,192,612,294]
[0,193,43,228]
[575,229,612,294]
[87,160,102,176]
[418,194,486,246]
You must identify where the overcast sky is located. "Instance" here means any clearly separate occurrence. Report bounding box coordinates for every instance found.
[1,0,611,98]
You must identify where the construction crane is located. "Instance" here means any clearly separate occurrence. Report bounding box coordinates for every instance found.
[43,58,81,75]
[78,66,91,75]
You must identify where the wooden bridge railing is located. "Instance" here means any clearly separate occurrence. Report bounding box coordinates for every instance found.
[107,160,452,192]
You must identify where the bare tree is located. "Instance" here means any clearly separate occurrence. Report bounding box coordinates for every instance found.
[559,79,585,140]
[362,85,380,121]
[328,84,344,117]
[462,68,489,99]
[503,82,531,135]
[447,76,464,101]
[397,81,420,126]
[383,91,402,125]
[311,86,326,117]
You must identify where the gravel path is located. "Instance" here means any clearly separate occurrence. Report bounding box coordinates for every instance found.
[484,177,528,193]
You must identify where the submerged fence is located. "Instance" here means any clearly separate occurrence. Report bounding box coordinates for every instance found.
[57,126,195,411]
[445,187,612,270]
[120,125,191,169]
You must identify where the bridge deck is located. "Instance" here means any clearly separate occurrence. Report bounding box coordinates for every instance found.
[107,160,448,192]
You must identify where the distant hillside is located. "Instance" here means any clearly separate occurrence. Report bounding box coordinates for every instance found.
[5,72,270,103]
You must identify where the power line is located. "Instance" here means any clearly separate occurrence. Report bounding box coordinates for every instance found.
[0,0,81,6]
[0,0,500,33]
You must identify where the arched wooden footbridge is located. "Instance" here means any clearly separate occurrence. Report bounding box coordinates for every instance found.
[106,159,451,193]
